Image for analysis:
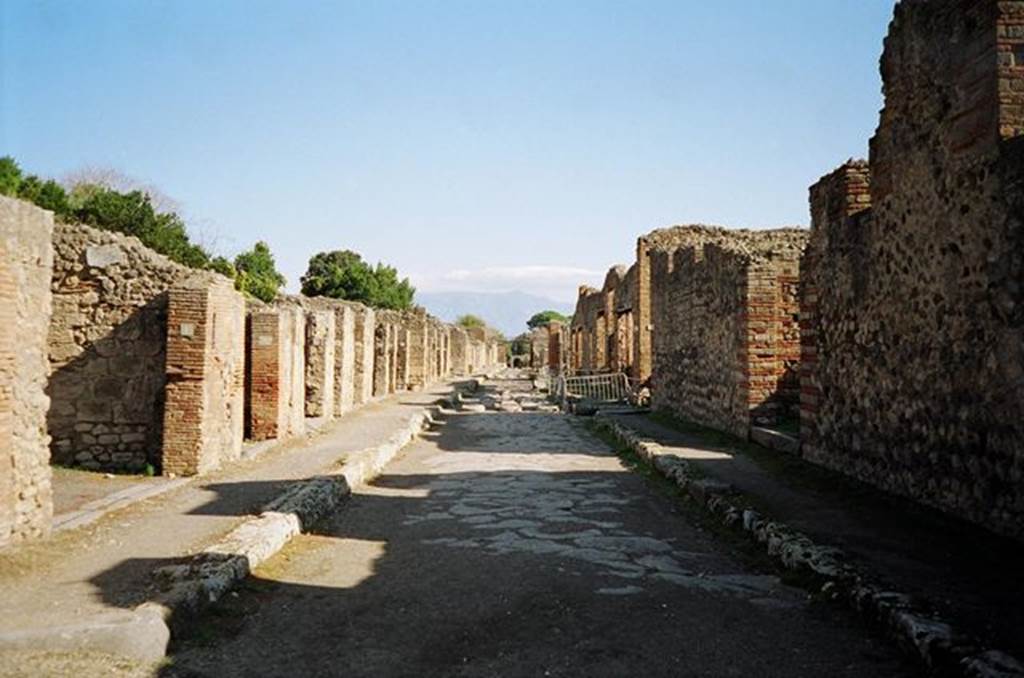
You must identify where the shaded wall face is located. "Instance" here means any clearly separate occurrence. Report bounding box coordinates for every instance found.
[0,197,54,547]
[47,223,197,471]
[802,1,1024,539]
[650,246,749,436]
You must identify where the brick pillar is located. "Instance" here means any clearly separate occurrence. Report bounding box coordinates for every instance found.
[163,278,245,476]
[247,308,306,441]
[353,306,376,406]
[305,310,336,418]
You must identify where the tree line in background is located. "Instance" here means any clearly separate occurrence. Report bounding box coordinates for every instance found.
[0,156,414,310]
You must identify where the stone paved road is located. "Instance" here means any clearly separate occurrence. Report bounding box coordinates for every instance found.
[165,382,917,678]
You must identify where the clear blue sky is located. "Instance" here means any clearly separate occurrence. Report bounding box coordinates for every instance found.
[2,1,895,302]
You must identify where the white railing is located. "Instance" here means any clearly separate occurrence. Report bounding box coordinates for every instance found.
[558,372,632,403]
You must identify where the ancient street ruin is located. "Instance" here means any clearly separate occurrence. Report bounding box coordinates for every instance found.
[1,1,1023,676]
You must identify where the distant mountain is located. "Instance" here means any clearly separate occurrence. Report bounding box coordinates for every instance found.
[415,291,573,337]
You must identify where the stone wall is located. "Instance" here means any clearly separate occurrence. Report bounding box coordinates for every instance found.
[47,222,208,471]
[246,306,305,441]
[304,310,336,417]
[0,197,54,547]
[162,278,245,476]
[801,0,1024,539]
[647,226,806,436]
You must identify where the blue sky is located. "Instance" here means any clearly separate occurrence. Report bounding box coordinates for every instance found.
[2,1,894,302]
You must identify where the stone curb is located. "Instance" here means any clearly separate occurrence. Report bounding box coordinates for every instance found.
[0,404,443,664]
[592,415,1024,678]
[142,405,441,648]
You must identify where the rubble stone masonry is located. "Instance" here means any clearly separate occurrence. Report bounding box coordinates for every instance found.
[0,197,53,547]
[47,222,209,471]
[162,278,245,476]
[649,226,806,437]
[801,0,1024,539]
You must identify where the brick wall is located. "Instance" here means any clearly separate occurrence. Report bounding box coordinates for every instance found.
[246,306,305,441]
[0,197,54,547]
[801,0,1024,539]
[162,278,245,476]
[304,310,336,417]
[47,222,210,471]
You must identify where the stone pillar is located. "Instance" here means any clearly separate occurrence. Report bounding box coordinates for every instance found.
[304,310,336,418]
[334,305,356,415]
[406,315,428,390]
[353,306,376,406]
[0,197,54,547]
[247,307,305,441]
[450,327,468,375]
[373,321,391,398]
[162,278,245,476]
[395,327,409,391]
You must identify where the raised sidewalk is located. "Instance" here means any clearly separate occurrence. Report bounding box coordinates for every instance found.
[0,384,454,660]
[599,411,1024,676]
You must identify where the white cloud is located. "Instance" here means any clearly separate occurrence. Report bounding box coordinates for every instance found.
[412,265,604,302]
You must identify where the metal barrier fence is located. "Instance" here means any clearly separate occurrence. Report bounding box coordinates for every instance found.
[555,372,632,403]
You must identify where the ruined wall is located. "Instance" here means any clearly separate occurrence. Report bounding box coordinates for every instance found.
[162,278,245,476]
[801,0,1024,539]
[246,306,305,441]
[649,226,806,437]
[47,223,206,471]
[0,197,54,546]
[304,310,336,417]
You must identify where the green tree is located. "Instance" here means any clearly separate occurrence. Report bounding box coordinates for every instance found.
[17,175,71,218]
[234,241,286,303]
[0,156,23,196]
[209,256,236,279]
[71,187,213,269]
[456,314,486,329]
[301,250,415,310]
[526,310,570,329]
